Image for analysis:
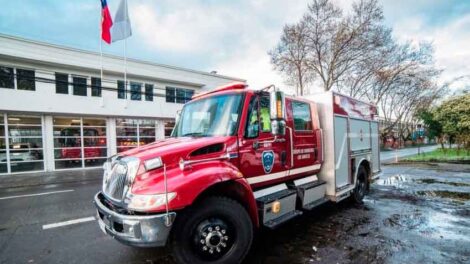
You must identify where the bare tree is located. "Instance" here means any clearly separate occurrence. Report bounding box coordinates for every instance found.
[271,0,389,93]
[271,0,444,146]
[269,21,312,95]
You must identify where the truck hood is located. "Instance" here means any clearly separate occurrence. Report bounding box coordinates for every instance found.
[119,136,232,165]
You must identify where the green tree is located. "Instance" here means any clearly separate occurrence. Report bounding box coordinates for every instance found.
[418,109,444,148]
[434,94,470,153]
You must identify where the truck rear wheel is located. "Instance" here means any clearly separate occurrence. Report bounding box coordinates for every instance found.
[170,196,253,264]
[351,165,367,204]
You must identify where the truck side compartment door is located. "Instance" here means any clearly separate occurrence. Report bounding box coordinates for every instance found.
[334,116,350,188]
[238,93,288,186]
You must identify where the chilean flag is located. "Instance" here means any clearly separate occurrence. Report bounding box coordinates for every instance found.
[100,0,113,44]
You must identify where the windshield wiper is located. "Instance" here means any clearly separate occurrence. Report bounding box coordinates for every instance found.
[181,132,206,137]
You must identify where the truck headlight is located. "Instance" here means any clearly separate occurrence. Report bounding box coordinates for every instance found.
[144,157,163,171]
[126,193,177,211]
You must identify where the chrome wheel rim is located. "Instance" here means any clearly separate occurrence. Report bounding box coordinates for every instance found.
[192,218,234,260]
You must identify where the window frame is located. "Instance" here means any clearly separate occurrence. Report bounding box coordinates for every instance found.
[130,82,142,101]
[175,88,186,104]
[0,66,14,89]
[145,84,154,101]
[166,87,176,103]
[55,72,69,94]
[117,80,126,99]
[291,100,313,132]
[16,68,36,91]
[72,76,87,96]
[244,95,260,139]
[259,94,272,133]
[184,89,194,103]
[166,87,194,104]
[91,77,102,97]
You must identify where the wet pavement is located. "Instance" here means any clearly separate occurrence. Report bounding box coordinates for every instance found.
[246,163,470,264]
[0,163,469,264]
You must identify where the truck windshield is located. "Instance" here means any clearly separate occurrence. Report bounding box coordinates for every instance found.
[172,94,243,137]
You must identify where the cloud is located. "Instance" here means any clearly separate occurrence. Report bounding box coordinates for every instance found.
[130,0,310,89]
[2,0,468,93]
[213,42,285,90]
[390,13,470,90]
[131,2,239,53]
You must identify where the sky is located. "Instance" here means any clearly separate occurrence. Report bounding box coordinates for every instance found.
[0,0,469,93]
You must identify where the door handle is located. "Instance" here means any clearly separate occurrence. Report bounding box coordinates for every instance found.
[253,141,260,150]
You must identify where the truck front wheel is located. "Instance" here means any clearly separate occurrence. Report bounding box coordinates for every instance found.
[170,196,253,264]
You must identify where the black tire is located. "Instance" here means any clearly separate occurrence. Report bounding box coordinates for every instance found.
[351,165,368,204]
[170,196,253,264]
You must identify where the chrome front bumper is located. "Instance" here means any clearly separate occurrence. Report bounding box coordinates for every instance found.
[93,192,176,247]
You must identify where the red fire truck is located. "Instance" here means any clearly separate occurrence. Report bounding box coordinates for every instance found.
[94,83,380,264]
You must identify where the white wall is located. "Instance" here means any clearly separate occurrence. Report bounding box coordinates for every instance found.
[0,34,245,119]
[0,34,244,90]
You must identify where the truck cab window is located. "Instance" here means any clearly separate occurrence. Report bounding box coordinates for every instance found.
[292,101,312,131]
[172,94,242,137]
[245,96,259,138]
[259,95,271,132]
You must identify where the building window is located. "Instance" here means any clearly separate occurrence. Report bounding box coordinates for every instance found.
[166,87,194,104]
[164,121,175,138]
[145,84,153,101]
[73,76,87,96]
[53,117,107,169]
[0,66,14,89]
[16,69,35,91]
[117,80,126,99]
[55,73,69,94]
[166,87,175,103]
[116,119,156,153]
[176,89,186,104]
[130,82,142,101]
[292,101,313,131]
[176,88,194,103]
[3,114,44,173]
[91,77,101,97]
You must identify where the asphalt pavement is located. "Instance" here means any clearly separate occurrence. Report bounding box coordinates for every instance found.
[1,144,464,264]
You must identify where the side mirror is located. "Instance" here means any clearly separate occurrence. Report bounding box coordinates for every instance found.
[270,90,286,136]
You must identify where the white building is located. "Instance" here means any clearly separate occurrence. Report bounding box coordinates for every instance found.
[0,34,244,174]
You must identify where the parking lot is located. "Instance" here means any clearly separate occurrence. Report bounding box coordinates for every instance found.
[0,161,468,264]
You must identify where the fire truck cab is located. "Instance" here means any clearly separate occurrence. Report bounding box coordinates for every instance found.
[94,82,380,264]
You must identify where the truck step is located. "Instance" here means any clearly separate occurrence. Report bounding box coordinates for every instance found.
[303,197,329,210]
[263,210,303,229]
[288,175,327,210]
[254,184,300,228]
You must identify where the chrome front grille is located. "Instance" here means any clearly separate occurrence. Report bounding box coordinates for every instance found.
[102,156,140,203]
[103,161,128,202]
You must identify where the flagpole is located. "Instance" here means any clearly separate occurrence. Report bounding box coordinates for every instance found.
[100,26,104,107]
[124,37,128,107]
[124,0,129,108]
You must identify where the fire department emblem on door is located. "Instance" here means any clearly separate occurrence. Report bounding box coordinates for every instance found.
[262,150,274,173]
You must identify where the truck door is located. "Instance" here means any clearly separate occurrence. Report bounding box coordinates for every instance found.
[285,99,319,172]
[238,93,289,186]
